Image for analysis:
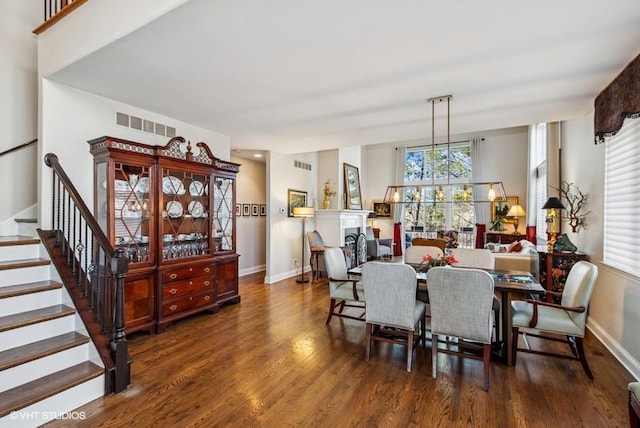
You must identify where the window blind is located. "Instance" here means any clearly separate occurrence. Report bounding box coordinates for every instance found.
[604,117,640,277]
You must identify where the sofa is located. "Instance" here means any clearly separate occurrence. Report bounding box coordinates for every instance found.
[487,240,540,278]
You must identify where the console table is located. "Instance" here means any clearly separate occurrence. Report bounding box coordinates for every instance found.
[484,232,525,245]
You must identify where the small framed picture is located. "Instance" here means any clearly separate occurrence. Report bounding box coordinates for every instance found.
[243,204,251,216]
[235,204,241,216]
[251,204,259,216]
[372,201,391,218]
[260,204,266,216]
[287,189,308,217]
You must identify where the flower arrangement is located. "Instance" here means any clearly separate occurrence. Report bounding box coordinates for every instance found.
[322,180,336,209]
[417,253,458,272]
[323,180,336,198]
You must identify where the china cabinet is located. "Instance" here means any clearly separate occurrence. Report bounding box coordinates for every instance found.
[538,251,588,302]
[89,136,240,333]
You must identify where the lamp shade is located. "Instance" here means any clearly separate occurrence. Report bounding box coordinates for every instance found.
[506,204,526,217]
[292,206,315,217]
[542,197,565,210]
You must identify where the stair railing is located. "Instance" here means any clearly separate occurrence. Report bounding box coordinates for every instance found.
[43,153,130,394]
[34,0,88,35]
[0,138,37,158]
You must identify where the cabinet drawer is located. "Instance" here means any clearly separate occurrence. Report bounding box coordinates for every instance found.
[162,292,214,317]
[162,264,214,282]
[162,277,213,300]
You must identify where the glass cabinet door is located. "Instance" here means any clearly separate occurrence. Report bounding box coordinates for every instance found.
[160,168,211,261]
[112,162,152,264]
[213,176,234,252]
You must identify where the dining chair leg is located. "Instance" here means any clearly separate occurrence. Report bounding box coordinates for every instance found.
[431,334,438,379]
[575,336,594,380]
[511,326,520,366]
[630,387,640,428]
[483,343,491,391]
[407,331,414,372]
[326,299,336,324]
[420,317,426,348]
[365,323,372,362]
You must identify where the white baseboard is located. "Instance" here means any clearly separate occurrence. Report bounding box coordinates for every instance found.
[588,318,640,381]
[239,264,266,277]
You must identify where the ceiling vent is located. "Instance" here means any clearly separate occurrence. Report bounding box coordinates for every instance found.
[116,111,176,138]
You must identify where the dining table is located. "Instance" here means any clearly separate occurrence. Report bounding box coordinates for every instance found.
[348,262,545,366]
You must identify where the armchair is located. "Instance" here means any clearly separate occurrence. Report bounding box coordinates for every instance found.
[511,261,598,379]
[365,227,392,259]
[324,246,366,324]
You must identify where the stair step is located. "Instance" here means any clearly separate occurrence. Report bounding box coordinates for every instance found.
[0,305,75,333]
[0,332,89,371]
[14,218,38,224]
[0,361,103,418]
[0,280,62,299]
[0,236,40,247]
[0,258,50,271]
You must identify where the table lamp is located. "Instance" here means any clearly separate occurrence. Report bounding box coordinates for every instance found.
[506,204,526,234]
[542,197,565,252]
[293,206,315,283]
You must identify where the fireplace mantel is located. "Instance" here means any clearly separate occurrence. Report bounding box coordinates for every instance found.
[314,209,370,247]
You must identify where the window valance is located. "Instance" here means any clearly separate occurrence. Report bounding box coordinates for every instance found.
[594,52,640,143]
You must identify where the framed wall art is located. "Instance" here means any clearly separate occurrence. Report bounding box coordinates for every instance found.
[287,189,307,217]
[235,204,241,216]
[251,204,259,216]
[243,203,251,217]
[491,196,518,224]
[372,200,391,218]
[343,163,362,210]
[260,204,266,216]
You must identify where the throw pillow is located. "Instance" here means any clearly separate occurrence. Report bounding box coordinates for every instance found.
[508,241,522,253]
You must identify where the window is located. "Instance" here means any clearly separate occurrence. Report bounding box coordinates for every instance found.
[531,123,548,243]
[404,142,474,231]
[604,117,640,277]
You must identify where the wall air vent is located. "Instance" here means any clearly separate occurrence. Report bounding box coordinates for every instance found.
[115,111,176,138]
[294,160,312,171]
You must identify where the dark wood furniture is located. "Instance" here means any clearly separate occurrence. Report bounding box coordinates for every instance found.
[484,232,525,245]
[89,136,240,334]
[631,383,640,428]
[539,251,587,302]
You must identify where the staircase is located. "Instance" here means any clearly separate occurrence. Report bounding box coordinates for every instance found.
[0,235,104,428]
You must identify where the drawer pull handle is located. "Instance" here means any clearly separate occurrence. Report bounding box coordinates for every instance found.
[169,288,177,295]
[169,273,178,280]
[204,267,211,273]
[204,281,210,286]
[189,268,193,272]
[169,304,178,311]
[204,295,211,301]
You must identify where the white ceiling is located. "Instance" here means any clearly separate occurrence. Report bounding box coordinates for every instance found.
[49,0,640,154]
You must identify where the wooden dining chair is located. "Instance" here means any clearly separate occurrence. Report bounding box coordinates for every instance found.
[427,266,495,391]
[307,230,325,284]
[362,262,426,372]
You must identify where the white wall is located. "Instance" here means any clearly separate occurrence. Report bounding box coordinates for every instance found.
[38,80,231,229]
[265,151,318,284]
[562,113,640,379]
[233,155,266,276]
[0,1,40,230]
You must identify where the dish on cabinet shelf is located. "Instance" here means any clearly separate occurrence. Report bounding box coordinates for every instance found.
[113,179,130,192]
[134,177,150,193]
[188,201,205,218]
[189,181,205,197]
[166,201,183,218]
[162,176,185,195]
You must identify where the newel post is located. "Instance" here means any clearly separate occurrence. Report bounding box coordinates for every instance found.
[111,247,130,393]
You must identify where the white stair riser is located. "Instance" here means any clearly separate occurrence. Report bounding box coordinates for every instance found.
[0,316,75,352]
[17,223,39,237]
[0,344,90,393]
[0,244,39,261]
[0,375,103,428]
[0,290,62,317]
[0,265,50,287]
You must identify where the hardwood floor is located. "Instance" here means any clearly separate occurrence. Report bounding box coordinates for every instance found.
[46,272,632,427]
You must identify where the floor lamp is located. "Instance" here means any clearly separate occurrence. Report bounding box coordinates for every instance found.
[293,206,315,283]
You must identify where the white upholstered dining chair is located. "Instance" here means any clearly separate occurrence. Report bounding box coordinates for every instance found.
[404,245,443,265]
[324,246,366,324]
[511,260,598,378]
[427,266,495,391]
[362,262,426,372]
